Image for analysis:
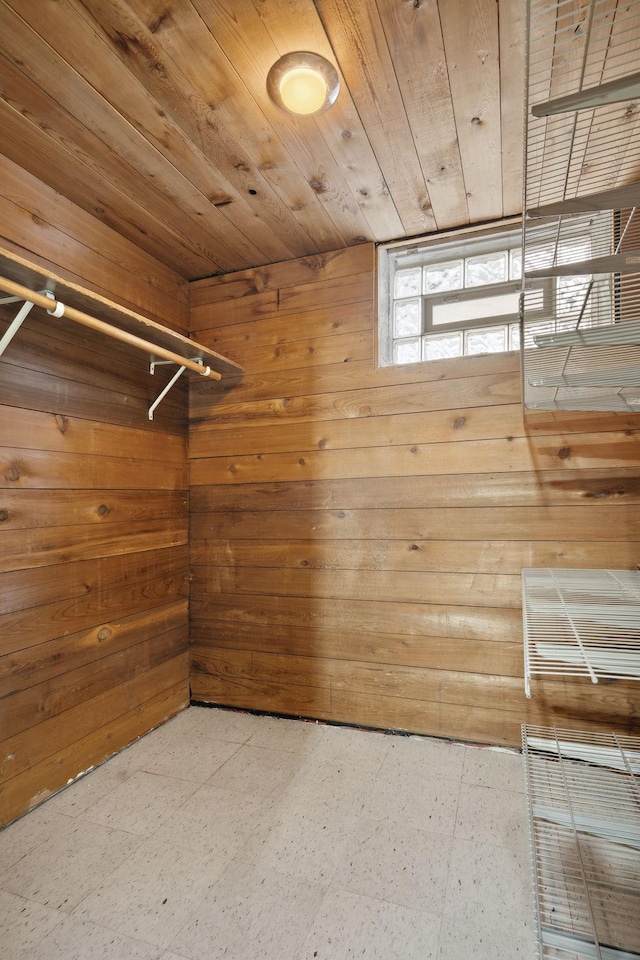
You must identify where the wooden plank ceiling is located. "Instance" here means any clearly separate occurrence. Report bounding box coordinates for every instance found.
[0,0,524,280]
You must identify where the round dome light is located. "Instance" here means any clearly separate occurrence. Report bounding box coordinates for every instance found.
[267,52,340,117]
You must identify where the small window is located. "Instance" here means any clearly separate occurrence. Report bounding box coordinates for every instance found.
[377,218,611,367]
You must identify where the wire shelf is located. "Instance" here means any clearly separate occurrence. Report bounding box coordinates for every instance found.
[522,569,640,698]
[523,724,640,960]
[522,0,640,411]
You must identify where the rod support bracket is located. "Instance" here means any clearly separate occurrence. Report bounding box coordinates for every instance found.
[148,357,204,419]
[42,288,64,317]
[0,298,36,359]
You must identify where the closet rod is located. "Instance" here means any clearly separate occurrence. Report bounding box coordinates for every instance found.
[0,275,221,380]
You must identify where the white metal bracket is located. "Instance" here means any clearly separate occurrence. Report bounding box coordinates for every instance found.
[0,296,36,358]
[44,288,65,317]
[0,288,63,360]
[149,357,204,420]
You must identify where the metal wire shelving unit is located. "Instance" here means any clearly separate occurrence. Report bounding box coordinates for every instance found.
[523,724,640,960]
[522,0,640,412]
[522,569,640,698]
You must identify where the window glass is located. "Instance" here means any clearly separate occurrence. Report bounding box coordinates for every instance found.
[423,260,463,293]
[465,252,507,286]
[465,326,507,355]
[394,300,422,337]
[422,333,462,361]
[393,338,421,364]
[557,276,591,316]
[394,268,422,299]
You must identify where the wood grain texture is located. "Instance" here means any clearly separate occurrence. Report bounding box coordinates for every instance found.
[190,403,640,458]
[1,1,529,278]
[0,601,188,698]
[189,505,640,542]
[189,244,374,306]
[0,192,189,828]
[164,0,373,243]
[192,564,522,608]
[190,430,640,486]
[245,0,404,240]
[0,3,256,273]
[498,0,525,215]
[313,0,436,235]
[5,0,309,265]
[0,518,187,574]
[190,538,640,574]
[0,670,188,827]
[0,170,186,325]
[191,345,520,404]
[0,489,186,530]
[0,657,186,790]
[1,546,187,618]
[192,645,640,726]
[374,0,468,229]
[189,469,640,511]
[1,565,187,656]
[0,346,186,433]
[191,369,521,425]
[0,303,192,396]
[190,620,524,675]
[189,245,640,746]
[0,404,186,461]
[190,270,375,334]
[190,593,522,643]
[438,0,503,222]
[0,629,186,747]
[0,446,186,490]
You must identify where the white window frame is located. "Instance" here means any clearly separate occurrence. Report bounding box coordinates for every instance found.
[377,217,612,368]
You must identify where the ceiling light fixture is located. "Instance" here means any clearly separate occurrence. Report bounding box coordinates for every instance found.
[267,52,340,116]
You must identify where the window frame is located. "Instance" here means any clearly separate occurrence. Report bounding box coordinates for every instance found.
[378,220,526,368]
[421,278,552,334]
[377,216,611,368]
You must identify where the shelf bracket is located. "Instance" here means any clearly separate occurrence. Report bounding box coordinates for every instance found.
[527,181,640,218]
[149,357,205,420]
[541,930,640,960]
[525,250,640,279]
[531,71,640,117]
[0,289,66,360]
[0,292,44,358]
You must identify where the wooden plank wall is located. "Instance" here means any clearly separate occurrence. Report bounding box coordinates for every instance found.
[0,157,190,828]
[189,242,640,747]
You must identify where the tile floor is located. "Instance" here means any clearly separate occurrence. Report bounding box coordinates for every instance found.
[0,706,537,960]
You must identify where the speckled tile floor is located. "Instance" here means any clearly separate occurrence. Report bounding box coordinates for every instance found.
[0,706,537,960]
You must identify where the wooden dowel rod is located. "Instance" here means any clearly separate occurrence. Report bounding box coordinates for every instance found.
[0,275,222,380]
